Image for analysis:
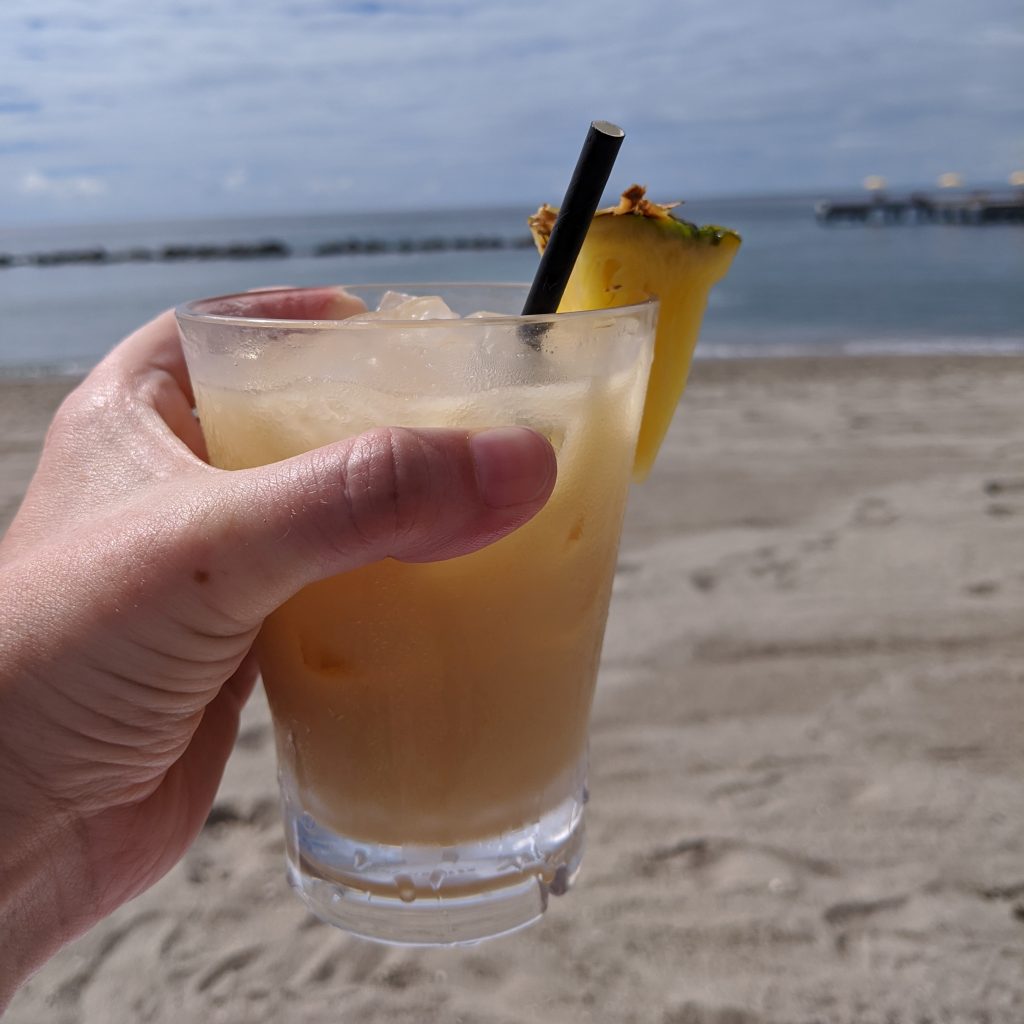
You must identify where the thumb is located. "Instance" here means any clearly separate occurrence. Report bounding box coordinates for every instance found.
[186,426,556,625]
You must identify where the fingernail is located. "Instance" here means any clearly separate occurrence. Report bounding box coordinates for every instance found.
[469,427,556,508]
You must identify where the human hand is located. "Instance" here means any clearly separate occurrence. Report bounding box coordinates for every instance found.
[0,295,556,1002]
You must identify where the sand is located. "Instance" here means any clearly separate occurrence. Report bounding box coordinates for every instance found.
[3,357,1023,1023]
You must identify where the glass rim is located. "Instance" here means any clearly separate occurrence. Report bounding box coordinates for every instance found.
[174,283,659,330]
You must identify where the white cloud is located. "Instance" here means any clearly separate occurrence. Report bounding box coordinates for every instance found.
[18,170,106,198]
[0,0,1022,222]
[221,167,248,191]
[973,26,1024,48]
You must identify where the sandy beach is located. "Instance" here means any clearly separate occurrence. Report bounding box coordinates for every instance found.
[4,355,1023,1023]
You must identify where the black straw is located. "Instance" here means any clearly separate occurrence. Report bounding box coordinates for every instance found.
[522,121,625,316]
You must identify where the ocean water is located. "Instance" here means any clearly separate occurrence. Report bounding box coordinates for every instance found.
[1,196,1022,373]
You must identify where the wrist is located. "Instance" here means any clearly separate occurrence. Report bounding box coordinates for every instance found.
[0,760,89,1009]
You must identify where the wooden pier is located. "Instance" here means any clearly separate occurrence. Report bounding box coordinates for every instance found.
[816,192,1024,225]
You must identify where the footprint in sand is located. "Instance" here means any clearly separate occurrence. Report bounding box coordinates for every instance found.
[823,893,908,927]
[203,801,247,828]
[823,894,910,954]
[850,495,899,527]
[194,945,262,994]
[800,530,837,553]
[983,479,1024,518]
[640,836,838,897]
[158,920,187,957]
[203,795,277,830]
[980,880,1024,901]
[708,770,784,803]
[963,580,1000,597]
[689,568,717,592]
[663,1001,765,1024]
[987,503,1016,517]
[378,960,427,990]
[189,796,276,883]
[979,880,1024,923]
[984,478,1024,496]
[747,545,799,589]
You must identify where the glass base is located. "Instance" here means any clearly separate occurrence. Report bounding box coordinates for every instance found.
[281,789,586,946]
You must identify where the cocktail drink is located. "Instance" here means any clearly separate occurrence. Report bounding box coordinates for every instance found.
[177,284,657,943]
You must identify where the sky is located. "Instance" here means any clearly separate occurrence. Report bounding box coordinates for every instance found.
[1,0,1022,225]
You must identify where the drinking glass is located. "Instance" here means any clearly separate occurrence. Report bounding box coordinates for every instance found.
[176,284,656,944]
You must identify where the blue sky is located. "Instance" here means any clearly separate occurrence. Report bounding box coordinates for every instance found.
[1,0,1022,224]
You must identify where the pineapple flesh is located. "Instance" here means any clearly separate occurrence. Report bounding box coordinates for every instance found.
[529,185,740,479]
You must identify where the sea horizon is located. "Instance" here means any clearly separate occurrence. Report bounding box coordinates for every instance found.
[4,180,1021,233]
[2,194,1022,374]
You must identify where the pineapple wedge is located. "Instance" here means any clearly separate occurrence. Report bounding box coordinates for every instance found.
[529,185,740,479]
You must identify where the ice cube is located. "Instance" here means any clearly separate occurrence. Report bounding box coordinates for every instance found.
[347,291,459,322]
[376,290,418,312]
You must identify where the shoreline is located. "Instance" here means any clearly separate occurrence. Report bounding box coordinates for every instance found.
[3,344,1024,383]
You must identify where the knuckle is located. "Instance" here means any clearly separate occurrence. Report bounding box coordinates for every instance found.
[340,428,436,551]
[50,370,130,438]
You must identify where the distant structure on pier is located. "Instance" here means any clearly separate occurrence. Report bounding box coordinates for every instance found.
[816,171,1024,225]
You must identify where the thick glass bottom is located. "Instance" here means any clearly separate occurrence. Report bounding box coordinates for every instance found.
[280,785,586,946]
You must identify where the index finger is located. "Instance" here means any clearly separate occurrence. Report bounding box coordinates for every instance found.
[106,286,369,402]
[191,286,367,321]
